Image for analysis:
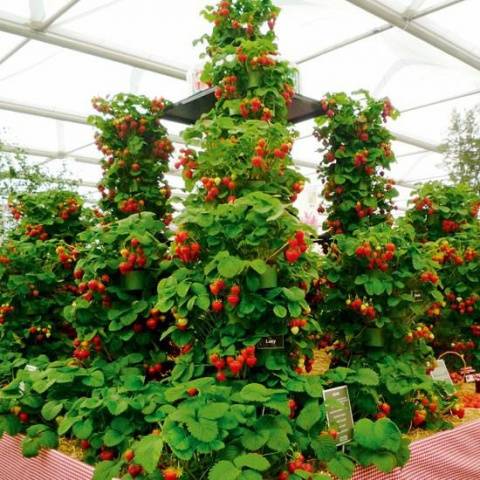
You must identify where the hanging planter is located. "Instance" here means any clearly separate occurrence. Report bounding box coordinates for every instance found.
[364,327,385,347]
[260,264,278,289]
[122,270,146,291]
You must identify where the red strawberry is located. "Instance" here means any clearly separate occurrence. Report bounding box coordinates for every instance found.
[212,300,224,313]
[227,295,240,307]
[127,465,143,477]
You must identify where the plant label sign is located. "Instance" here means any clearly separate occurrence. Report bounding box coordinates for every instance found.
[257,335,285,350]
[322,385,354,446]
[430,359,454,385]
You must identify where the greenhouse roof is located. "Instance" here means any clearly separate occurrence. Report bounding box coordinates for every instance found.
[0,0,479,211]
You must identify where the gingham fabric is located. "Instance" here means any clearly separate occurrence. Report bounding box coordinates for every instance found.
[352,420,480,480]
[0,421,479,479]
[0,434,93,480]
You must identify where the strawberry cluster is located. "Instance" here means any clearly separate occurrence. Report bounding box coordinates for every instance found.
[375,402,391,419]
[144,361,163,379]
[354,202,374,219]
[413,196,435,215]
[355,241,396,271]
[174,231,201,263]
[118,239,147,274]
[25,224,48,240]
[210,281,241,311]
[470,324,480,337]
[73,336,102,360]
[346,298,376,320]
[200,176,236,203]
[442,219,460,233]
[284,231,307,263]
[289,318,307,335]
[210,346,257,381]
[132,308,167,333]
[8,202,22,220]
[240,97,272,121]
[57,197,80,221]
[457,390,480,408]
[27,325,51,343]
[282,83,294,105]
[426,302,443,318]
[405,325,434,343]
[152,137,174,160]
[294,354,314,374]
[10,406,29,424]
[119,197,144,214]
[56,245,79,269]
[0,304,14,324]
[214,75,238,100]
[420,271,439,284]
[290,181,304,203]
[175,148,198,179]
[433,241,464,265]
[450,339,475,353]
[279,453,315,479]
[446,292,478,315]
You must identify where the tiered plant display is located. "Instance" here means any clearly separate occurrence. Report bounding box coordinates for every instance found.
[151,3,407,479]
[0,190,86,364]
[314,92,398,235]
[91,93,174,224]
[311,93,458,432]
[405,183,480,370]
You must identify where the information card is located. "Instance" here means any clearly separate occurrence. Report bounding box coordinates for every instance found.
[322,385,354,446]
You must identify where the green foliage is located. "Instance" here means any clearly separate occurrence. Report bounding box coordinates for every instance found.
[314,90,399,234]
[89,93,173,221]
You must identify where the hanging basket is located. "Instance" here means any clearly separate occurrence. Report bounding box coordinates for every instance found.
[260,265,278,289]
[364,327,385,347]
[122,271,146,291]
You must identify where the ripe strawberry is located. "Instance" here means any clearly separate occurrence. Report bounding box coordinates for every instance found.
[212,300,223,313]
[18,412,29,423]
[99,449,115,461]
[146,318,158,330]
[127,464,143,477]
[246,356,257,368]
[380,403,391,415]
[131,238,140,248]
[163,468,180,480]
[80,440,90,450]
[227,295,240,307]
[187,387,199,397]
[123,449,135,462]
[216,370,227,382]
[230,285,240,295]
[229,360,242,376]
[285,248,300,263]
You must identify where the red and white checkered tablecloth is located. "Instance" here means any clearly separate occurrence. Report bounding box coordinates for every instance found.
[352,419,480,480]
[0,420,479,479]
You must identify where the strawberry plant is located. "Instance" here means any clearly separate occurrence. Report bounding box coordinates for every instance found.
[405,182,480,242]
[314,91,399,235]
[0,190,88,362]
[63,213,175,361]
[90,93,174,223]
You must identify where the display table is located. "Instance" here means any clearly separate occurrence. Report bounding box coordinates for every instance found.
[353,419,480,480]
[0,420,479,479]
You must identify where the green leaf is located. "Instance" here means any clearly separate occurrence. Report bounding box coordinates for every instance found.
[92,461,122,480]
[234,454,270,471]
[21,437,39,458]
[240,429,269,451]
[296,401,321,431]
[105,398,128,416]
[82,370,105,387]
[199,403,230,420]
[327,454,355,480]
[370,452,398,473]
[41,401,63,421]
[349,368,379,386]
[218,256,245,278]
[103,428,124,447]
[250,259,267,274]
[311,435,337,461]
[135,434,164,473]
[209,460,241,480]
[239,383,272,402]
[73,418,93,440]
[273,305,287,318]
[354,418,401,452]
[187,418,218,442]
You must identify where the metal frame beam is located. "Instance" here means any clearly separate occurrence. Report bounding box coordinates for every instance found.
[0,13,187,80]
[297,0,465,64]
[345,0,480,71]
[0,0,81,65]
[0,98,186,145]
